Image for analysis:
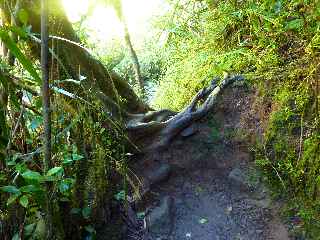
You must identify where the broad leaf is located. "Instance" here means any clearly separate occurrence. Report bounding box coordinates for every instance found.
[30,116,43,131]
[82,207,92,219]
[70,208,81,215]
[0,30,41,83]
[72,154,84,161]
[24,223,36,237]
[20,185,41,193]
[7,194,20,206]
[59,180,71,193]
[114,190,125,201]
[47,167,63,176]
[18,9,29,25]
[0,185,20,194]
[84,225,96,234]
[22,170,42,181]
[12,233,20,240]
[19,195,29,208]
[199,218,208,224]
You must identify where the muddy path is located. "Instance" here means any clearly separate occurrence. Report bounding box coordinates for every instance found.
[127,84,291,240]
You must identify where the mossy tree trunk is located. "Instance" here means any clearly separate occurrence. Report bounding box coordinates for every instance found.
[18,0,244,153]
[1,1,244,238]
[20,0,149,117]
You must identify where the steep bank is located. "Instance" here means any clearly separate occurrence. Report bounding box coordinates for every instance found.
[127,83,292,240]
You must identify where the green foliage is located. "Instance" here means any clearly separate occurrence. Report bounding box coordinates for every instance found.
[153,0,319,110]
[0,22,127,238]
[0,29,41,83]
[153,0,320,237]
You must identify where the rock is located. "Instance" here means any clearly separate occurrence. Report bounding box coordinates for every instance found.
[147,196,175,236]
[147,164,171,186]
[137,164,171,198]
[254,198,272,209]
[232,79,246,87]
[228,168,251,191]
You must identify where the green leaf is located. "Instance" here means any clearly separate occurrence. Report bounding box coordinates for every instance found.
[0,30,41,83]
[62,157,73,164]
[136,212,145,219]
[70,208,81,215]
[286,19,304,30]
[18,9,29,25]
[0,185,20,194]
[114,190,125,201]
[20,185,41,193]
[59,181,70,193]
[72,153,84,161]
[0,173,7,181]
[24,223,36,237]
[12,232,20,240]
[47,167,63,176]
[8,25,29,39]
[19,195,29,208]
[7,194,20,206]
[30,116,43,131]
[42,175,55,182]
[15,162,27,173]
[22,170,42,181]
[82,207,91,219]
[84,225,96,234]
[199,218,208,224]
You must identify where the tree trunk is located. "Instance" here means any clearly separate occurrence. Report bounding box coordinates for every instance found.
[1,1,246,238]
[20,0,149,118]
[123,24,145,96]
[107,0,145,96]
[17,0,245,153]
[41,0,54,238]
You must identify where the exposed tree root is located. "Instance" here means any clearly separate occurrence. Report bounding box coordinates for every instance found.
[126,75,244,152]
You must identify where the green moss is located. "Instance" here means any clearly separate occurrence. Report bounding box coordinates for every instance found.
[153,0,320,237]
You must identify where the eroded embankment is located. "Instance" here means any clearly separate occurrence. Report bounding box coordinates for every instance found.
[126,83,290,240]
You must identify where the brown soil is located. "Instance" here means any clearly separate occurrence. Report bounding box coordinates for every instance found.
[128,83,291,240]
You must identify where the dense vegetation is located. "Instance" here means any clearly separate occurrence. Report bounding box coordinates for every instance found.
[153,0,319,238]
[0,0,319,239]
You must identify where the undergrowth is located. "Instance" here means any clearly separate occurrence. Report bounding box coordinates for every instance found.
[153,0,320,238]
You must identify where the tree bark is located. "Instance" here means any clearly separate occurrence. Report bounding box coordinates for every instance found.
[41,0,53,238]
[123,24,145,96]
[20,0,149,117]
[17,0,245,153]
[126,75,244,152]
[109,0,145,96]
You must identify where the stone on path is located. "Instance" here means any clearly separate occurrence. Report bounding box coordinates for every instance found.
[228,167,251,191]
[147,196,175,237]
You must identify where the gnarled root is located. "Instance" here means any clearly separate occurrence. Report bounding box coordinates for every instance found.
[126,75,244,152]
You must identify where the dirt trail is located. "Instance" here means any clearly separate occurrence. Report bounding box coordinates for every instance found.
[129,84,291,240]
[147,168,289,240]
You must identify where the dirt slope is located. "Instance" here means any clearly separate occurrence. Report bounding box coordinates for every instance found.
[127,83,290,240]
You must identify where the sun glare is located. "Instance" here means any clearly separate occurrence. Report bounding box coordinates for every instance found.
[62,0,89,23]
[62,0,167,46]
